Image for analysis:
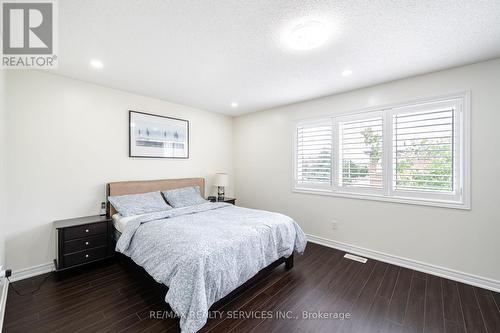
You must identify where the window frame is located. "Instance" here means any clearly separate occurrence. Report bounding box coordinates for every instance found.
[389,99,462,203]
[292,92,470,210]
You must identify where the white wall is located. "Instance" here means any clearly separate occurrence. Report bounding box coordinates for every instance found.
[4,71,233,271]
[233,58,500,282]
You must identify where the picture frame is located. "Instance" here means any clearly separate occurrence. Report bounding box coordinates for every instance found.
[129,110,189,159]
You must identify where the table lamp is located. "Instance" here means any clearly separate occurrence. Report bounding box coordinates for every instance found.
[213,173,229,200]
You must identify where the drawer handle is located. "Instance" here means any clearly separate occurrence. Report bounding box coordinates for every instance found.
[85,242,89,246]
[85,254,89,258]
[85,229,90,233]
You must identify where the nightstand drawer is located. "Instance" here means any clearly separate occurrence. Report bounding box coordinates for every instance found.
[64,234,107,254]
[63,222,107,241]
[63,246,108,268]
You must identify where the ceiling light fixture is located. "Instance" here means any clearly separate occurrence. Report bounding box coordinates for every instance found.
[90,59,103,69]
[231,102,239,108]
[342,69,352,77]
[287,21,328,50]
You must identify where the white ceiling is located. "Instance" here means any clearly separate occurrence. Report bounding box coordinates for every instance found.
[54,0,500,115]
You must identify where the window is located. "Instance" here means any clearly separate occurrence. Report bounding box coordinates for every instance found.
[338,113,384,192]
[296,121,332,188]
[391,100,461,203]
[293,93,469,209]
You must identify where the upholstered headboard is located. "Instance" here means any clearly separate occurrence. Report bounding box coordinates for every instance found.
[106,177,205,216]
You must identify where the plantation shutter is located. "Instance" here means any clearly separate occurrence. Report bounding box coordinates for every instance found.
[393,104,455,192]
[338,115,384,189]
[296,122,332,186]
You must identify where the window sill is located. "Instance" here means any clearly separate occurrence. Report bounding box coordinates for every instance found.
[292,187,470,210]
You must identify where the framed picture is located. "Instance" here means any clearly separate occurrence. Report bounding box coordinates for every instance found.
[129,110,189,158]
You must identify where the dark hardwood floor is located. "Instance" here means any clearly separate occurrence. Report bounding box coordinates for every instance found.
[4,243,500,332]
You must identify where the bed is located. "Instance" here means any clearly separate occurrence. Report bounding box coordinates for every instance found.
[106,177,307,333]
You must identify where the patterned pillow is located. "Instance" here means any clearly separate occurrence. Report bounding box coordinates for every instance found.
[108,191,171,217]
[162,186,207,208]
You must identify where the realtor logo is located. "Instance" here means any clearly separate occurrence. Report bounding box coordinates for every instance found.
[1,0,58,68]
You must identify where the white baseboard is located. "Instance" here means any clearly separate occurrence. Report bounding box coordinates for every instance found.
[0,279,8,333]
[9,262,54,282]
[307,234,500,293]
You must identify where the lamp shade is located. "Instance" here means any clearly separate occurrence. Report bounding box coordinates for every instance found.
[213,173,229,187]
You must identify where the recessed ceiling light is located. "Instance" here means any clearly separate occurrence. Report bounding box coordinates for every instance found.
[90,59,103,69]
[231,102,239,108]
[342,69,353,77]
[287,21,328,50]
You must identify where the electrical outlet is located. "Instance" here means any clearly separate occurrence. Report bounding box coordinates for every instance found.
[331,221,339,230]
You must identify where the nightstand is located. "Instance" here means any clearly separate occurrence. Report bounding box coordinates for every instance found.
[53,215,114,272]
[217,197,236,205]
